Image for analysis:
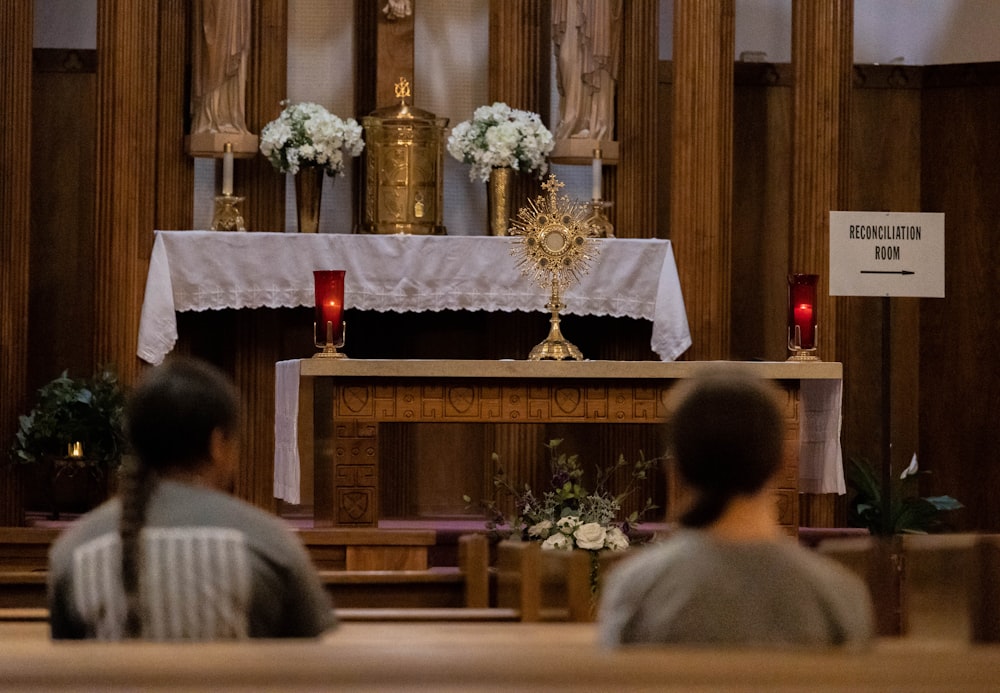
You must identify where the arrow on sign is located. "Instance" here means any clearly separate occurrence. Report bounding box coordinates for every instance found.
[860,270,915,275]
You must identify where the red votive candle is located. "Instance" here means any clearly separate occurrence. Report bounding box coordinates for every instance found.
[787,274,818,351]
[314,270,346,345]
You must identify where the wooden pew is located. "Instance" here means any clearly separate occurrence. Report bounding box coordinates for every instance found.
[495,540,596,622]
[817,533,1000,641]
[4,622,1000,691]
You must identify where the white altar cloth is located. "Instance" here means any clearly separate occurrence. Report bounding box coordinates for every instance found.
[137,231,692,364]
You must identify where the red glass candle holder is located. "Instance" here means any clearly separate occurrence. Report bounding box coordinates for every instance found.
[787,273,820,361]
[314,270,347,358]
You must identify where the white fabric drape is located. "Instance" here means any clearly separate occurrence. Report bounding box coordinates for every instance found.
[137,231,692,365]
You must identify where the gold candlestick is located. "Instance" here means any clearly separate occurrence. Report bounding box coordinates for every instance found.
[211,194,246,232]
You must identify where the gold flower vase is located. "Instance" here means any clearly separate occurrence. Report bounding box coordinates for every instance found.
[487,166,513,236]
[295,167,325,233]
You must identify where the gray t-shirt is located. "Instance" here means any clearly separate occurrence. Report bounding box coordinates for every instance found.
[598,530,873,648]
[48,479,335,639]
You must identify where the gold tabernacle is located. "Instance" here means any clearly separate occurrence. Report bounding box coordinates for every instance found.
[360,78,448,235]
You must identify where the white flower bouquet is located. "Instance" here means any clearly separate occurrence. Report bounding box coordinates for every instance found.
[467,439,661,553]
[447,102,555,183]
[259,101,365,177]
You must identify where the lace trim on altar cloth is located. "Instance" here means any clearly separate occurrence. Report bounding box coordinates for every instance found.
[138,231,691,364]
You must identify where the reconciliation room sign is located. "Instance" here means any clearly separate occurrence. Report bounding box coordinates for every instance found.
[829,211,945,298]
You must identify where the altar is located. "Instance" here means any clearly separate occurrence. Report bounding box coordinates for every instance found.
[137,231,692,365]
[275,359,845,533]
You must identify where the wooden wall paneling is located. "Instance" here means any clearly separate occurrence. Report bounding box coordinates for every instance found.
[155,0,194,231]
[670,0,734,360]
[920,64,1000,531]
[29,51,98,390]
[616,0,658,237]
[244,0,287,233]
[732,63,792,362]
[94,1,159,386]
[840,66,923,523]
[0,0,33,525]
[232,309,283,512]
[790,0,852,364]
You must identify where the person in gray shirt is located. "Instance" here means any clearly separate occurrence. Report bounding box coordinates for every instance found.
[599,371,873,648]
[48,357,335,640]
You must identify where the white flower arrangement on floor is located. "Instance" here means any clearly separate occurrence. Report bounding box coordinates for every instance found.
[447,102,555,183]
[467,439,661,553]
[259,101,365,177]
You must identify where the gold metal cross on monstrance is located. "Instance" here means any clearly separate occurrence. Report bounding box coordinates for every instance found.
[509,174,601,360]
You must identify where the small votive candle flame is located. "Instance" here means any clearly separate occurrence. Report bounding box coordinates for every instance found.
[67,441,84,459]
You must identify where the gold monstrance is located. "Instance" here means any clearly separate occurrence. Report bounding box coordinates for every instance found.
[510,175,601,360]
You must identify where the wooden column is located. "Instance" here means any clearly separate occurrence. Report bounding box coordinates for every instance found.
[670,0,735,360]
[615,0,659,238]
[244,0,287,233]
[0,0,33,525]
[489,0,550,213]
[791,0,852,362]
[224,0,287,508]
[93,2,159,386]
[155,0,194,230]
[791,0,852,528]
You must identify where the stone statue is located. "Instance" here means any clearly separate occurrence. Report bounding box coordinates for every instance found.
[190,0,252,136]
[552,0,623,142]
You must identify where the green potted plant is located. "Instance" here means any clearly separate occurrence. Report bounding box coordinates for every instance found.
[844,454,964,636]
[10,368,127,517]
[846,455,963,535]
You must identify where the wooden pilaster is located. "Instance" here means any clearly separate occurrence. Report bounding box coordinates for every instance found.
[0,0,33,525]
[615,0,659,238]
[670,0,735,360]
[155,0,194,230]
[791,0,852,361]
[93,2,159,386]
[791,0,852,528]
[244,0,287,233]
[488,0,550,217]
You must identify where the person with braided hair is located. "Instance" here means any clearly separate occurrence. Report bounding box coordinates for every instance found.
[48,357,335,640]
[598,371,873,649]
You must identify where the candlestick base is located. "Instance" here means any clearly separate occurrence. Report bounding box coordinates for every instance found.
[313,321,348,358]
[585,200,615,238]
[787,325,821,361]
[786,349,820,362]
[529,288,584,362]
[211,194,246,232]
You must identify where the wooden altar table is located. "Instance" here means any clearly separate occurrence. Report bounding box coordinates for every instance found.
[279,359,844,532]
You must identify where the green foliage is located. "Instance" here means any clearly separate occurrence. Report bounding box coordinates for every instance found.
[10,369,127,472]
[846,456,963,535]
[464,439,663,550]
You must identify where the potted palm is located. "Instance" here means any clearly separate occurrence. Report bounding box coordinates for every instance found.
[10,369,127,518]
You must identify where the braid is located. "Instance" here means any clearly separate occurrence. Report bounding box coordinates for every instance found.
[118,457,157,638]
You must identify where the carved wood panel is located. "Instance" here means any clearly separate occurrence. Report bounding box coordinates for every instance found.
[316,377,800,531]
